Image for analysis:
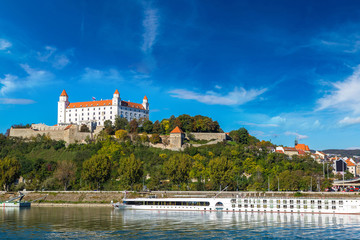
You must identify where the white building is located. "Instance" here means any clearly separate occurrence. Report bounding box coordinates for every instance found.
[57,89,149,126]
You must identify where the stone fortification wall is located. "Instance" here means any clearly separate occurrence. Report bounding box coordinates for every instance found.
[9,124,92,144]
[189,132,227,141]
[10,128,65,141]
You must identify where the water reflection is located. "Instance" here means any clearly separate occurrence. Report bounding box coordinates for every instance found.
[1,207,360,239]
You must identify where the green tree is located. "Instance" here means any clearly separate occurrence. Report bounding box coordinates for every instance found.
[149,133,161,144]
[0,156,21,191]
[142,120,153,133]
[114,116,129,130]
[208,156,239,190]
[118,154,143,189]
[115,129,129,141]
[163,154,192,186]
[152,120,161,134]
[129,119,138,133]
[104,120,114,135]
[229,128,249,144]
[82,154,111,190]
[54,160,76,191]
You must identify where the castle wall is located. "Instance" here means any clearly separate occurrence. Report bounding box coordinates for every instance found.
[189,133,227,141]
[9,124,92,144]
[9,128,65,141]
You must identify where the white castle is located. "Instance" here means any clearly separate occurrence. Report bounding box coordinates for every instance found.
[57,89,149,126]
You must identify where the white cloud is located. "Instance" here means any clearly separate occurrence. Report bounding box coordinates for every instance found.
[37,46,71,69]
[215,85,222,89]
[240,121,278,127]
[0,64,53,95]
[81,67,124,82]
[284,131,308,140]
[141,6,159,53]
[338,116,360,126]
[270,116,286,124]
[317,65,360,114]
[169,87,267,106]
[0,98,35,104]
[0,39,11,50]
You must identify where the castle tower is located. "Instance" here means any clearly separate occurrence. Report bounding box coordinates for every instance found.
[169,126,184,149]
[142,95,149,111]
[58,90,69,125]
[112,89,120,119]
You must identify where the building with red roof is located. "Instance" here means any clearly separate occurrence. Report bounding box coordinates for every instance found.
[58,89,149,126]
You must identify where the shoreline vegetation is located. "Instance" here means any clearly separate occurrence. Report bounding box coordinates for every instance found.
[0,114,353,195]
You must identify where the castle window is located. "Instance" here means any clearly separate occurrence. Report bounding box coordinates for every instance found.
[110,111,112,114]
[110,116,112,119]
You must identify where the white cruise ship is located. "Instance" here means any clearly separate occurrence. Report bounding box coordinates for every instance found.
[113,196,360,214]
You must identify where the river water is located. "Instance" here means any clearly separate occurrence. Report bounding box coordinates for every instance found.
[1,207,360,239]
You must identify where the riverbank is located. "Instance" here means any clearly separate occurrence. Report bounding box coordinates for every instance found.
[1,191,360,206]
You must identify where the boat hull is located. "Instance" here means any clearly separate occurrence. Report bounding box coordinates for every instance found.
[1,202,31,208]
[114,197,360,215]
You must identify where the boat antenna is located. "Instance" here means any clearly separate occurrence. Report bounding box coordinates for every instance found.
[214,186,228,198]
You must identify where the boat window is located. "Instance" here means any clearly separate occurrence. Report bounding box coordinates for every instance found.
[215,202,224,206]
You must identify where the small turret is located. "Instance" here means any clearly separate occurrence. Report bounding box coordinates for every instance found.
[142,95,149,110]
[112,89,120,106]
[58,90,69,124]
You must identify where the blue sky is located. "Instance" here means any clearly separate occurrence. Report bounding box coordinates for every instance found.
[1,0,360,150]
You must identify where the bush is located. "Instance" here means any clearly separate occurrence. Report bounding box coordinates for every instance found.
[150,134,161,144]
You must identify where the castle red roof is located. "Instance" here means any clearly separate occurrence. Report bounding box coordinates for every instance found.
[60,90,68,97]
[66,99,145,110]
[114,89,119,94]
[143,95,148,100]
[170,126,184,134]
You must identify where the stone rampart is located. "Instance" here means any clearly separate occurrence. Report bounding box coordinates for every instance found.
[9,124,92,144]
[189,132,227,141]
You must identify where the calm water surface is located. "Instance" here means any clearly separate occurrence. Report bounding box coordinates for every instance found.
[1,207,360,239]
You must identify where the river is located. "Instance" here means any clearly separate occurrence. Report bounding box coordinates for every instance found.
[1,207,360,239]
